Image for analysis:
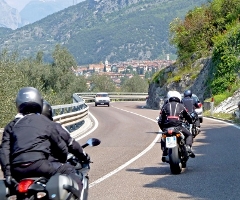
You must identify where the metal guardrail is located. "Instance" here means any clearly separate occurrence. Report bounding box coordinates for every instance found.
[50,92,148,131]
[76,92,148,103]
[0,93,148,135]
[52,101,89,132]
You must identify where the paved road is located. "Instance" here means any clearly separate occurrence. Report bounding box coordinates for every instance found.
[78,101,240,200]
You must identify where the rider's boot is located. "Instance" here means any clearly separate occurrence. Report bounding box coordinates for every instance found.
[186,145,195,158]
[161,148,169,162]
[196,127,201,135]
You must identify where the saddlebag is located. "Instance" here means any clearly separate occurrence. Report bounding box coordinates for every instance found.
[46,173,79,200]
[0,180,10,199]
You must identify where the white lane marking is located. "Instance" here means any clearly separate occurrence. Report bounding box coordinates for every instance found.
[205,117,240,129]
[75,112,99,141]
[89,105,161,188]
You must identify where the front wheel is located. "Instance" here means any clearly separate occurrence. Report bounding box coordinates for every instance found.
[81,176,89,200]
[169,146,182,174]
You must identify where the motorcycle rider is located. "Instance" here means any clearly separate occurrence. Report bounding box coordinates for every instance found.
[0,87,83,197]
[41,100,90,165]
[157,90,195,162]
[182,89,201,132]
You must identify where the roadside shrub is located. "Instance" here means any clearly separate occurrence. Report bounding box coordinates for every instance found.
[212,92,232,106]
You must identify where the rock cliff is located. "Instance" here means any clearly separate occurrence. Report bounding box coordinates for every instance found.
[146,57,212,110]
[146,57,240,115]
[0,0,21,30]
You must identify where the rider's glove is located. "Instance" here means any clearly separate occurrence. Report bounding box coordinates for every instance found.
[78,153,90,164]
[5,176,16,188]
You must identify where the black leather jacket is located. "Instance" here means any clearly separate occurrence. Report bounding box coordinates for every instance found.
[0,114,68,177]
[49,122,86,162]
[158,101,192,130]
[182,96,200,113]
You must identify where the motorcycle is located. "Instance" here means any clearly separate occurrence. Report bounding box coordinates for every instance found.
[67,138,101,200]
[182,112,200,138]
[161,127,189,174]
[0,138,101,200]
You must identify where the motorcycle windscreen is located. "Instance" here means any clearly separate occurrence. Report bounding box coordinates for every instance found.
[166,136,177,148]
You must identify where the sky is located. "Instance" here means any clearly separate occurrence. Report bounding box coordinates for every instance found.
[5,0,81,11]
[5,0,32,11]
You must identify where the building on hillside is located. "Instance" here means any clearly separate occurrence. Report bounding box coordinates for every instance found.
[105,59,111,72]
[89,63,104,73]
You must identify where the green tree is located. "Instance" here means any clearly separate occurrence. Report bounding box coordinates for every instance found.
[89,74,116,92]
[0,50,28,126]
[52,44,77,73]
[121,75,148,92]
[0,47,88,127]
[210,24,240,94]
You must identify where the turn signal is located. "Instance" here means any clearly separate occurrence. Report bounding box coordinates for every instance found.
[176,133,181,137]
[18,179,34,193]
[198,103,202,108]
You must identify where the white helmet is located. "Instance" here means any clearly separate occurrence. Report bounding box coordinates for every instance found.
[167,90,182,102]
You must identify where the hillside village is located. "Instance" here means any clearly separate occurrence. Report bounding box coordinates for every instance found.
[72,59,175,87]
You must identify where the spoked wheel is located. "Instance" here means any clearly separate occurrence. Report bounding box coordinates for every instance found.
[169,146,182,174]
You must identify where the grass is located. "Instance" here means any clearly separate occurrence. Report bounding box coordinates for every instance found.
[203,110,240,126]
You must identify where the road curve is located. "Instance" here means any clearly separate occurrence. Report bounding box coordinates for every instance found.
[79,101,240,200]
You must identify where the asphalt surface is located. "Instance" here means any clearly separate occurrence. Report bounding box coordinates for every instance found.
[77,101,240,200]
[1,101,240,199]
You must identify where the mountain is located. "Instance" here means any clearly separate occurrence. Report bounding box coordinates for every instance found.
[1,0,83,29]
[0,0,21,29]
[0,0,208,65]
[5,0,31,12]
[20,0,82,26]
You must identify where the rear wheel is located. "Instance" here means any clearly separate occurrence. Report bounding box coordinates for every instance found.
[169,146,182,174]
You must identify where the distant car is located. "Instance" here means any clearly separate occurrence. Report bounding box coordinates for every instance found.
[95,92,110,107]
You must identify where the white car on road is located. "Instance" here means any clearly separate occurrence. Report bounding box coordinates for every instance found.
[95,92,110,107]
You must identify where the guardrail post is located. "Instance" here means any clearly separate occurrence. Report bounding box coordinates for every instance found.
[210,102,214,116]
[52,110,56,117]
[67,107,71,113]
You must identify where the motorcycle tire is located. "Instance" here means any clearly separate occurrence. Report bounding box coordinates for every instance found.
[191,126,196,138]
[169,146,182,174]
[81,176,89,200]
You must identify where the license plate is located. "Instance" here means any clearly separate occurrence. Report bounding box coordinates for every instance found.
[166,136,177,148]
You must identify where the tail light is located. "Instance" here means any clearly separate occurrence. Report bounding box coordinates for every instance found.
[18,179,34,193]
[198,103,202,108]
[167,129,173,135]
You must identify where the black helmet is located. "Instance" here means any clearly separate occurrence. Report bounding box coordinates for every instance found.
[42,100,53,121]
[16,87,43,115]
[184,89,192,97]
